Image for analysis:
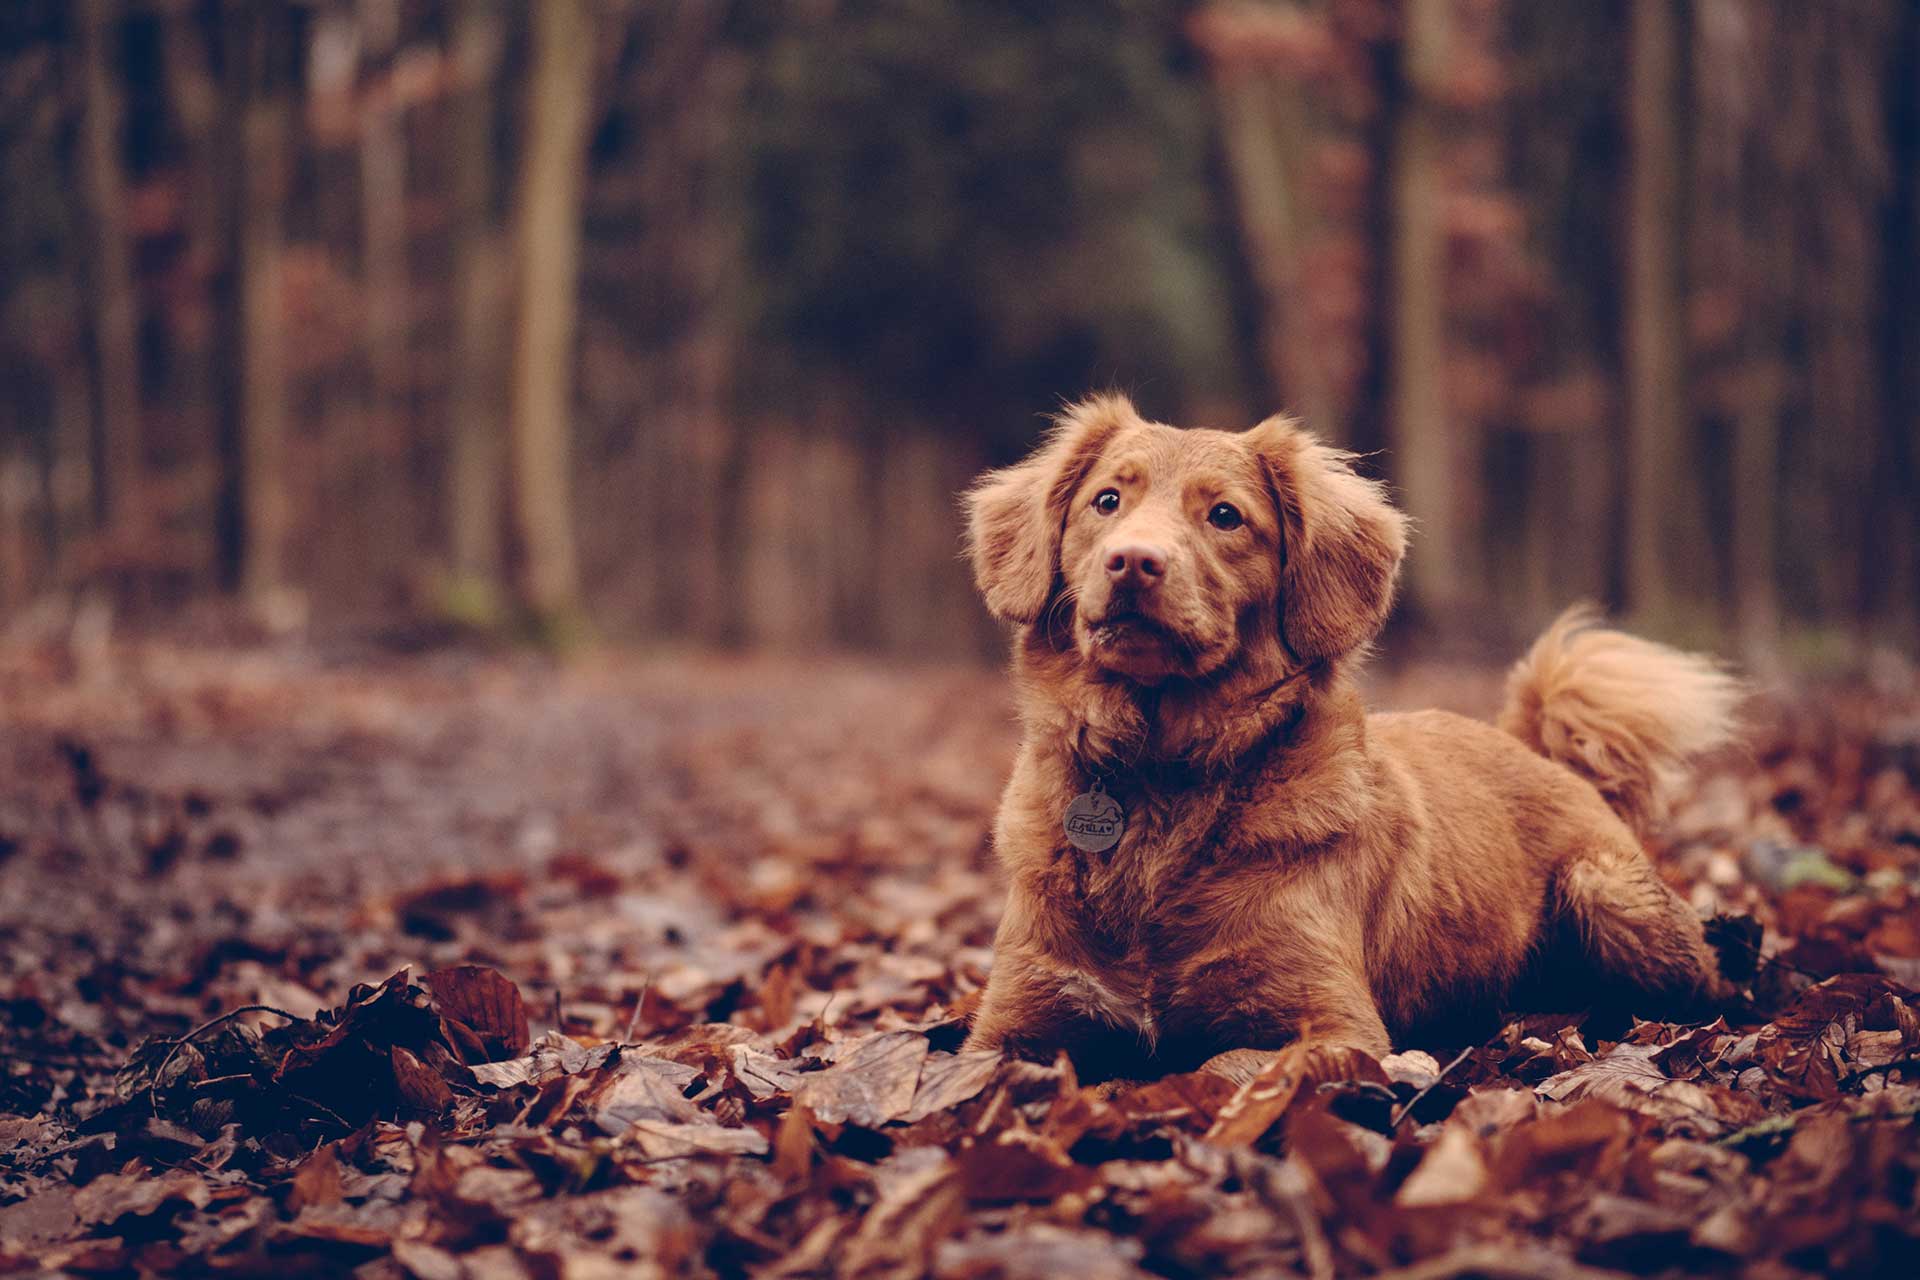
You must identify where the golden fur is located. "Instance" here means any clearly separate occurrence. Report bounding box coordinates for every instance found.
[961,396,1738,1070]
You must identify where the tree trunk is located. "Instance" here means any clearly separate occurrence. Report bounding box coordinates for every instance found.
[358,0,412,578]
[213,1,292,612]
[1386,0,1464,625]
[1504,3,1629,616]
[1212,70,1339,440]
[1730,361,1781,659]
[615,0,740,644]
[1879,0,1920,644]
[78,0,141,533]
[0,452,31,613]
[508,0,592,631]
[1350,31,1399,464]
[446,0,507,611]
[1624,0,1689,628]
[158,0,223,596]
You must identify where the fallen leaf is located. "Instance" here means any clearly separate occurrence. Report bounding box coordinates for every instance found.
[586,1056,707,1133]
[423,965,531,1059]
[1394,1124,1489,1207]
[793,1031,929,1127]
[1489,1099,1635,1190]
[0,1187,79,1252]
[73,1170,209,1226]
[1204,1042,1385,1146]
[287,1146,346,1211]
[1539,1043,1761,1135]
[622,1120,770,1161]
[957,1130,1098,1204]
[392,1045,454,1112]
[838,1149,963,1278]
[904,1050,1001,1122]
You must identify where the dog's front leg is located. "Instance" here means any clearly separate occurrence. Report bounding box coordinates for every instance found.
[963,950,1082,1056]
[1308,987,1394,1057]
[965,884,1125,1058]
[1185,955,1392,1082]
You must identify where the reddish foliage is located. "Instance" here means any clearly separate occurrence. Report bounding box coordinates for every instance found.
[1,643,1917,1275]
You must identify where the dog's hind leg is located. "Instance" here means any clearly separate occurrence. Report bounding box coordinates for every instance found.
[1553,833,1735,1017]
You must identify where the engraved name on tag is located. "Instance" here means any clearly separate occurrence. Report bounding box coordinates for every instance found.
[1063,783,1125,853]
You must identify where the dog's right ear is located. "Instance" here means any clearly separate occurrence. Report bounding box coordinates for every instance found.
[1246,415,1409,661]
[964,397,1131,623]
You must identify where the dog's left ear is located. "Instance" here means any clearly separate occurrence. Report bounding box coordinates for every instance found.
[965,397,1131,623]
[1247,416,1409,660]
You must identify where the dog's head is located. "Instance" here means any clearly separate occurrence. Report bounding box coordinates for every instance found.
[965,395,1408,685]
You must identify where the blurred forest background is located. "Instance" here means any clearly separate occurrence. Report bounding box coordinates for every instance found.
[0,0,1915,663]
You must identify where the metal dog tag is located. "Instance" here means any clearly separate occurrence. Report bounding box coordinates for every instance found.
[1063,781,1125,853]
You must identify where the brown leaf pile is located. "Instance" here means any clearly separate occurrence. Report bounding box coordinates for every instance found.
[1,643,1918,1277]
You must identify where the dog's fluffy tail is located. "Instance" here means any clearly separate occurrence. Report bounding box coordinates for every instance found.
[1497,606,1742,837]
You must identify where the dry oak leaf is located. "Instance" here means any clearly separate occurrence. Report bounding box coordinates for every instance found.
[422,964,531,1060]
[1448,1086,1539,1138]
[1568,1190,1696,1256]
[1042,1070,1239,1150]
[957,1129,1100,1204]
[1394,1123,1491,1207]
[1538,1043,1762,1135]
[904,1049,1002,1123]
[791,1030,929,1127]
[278,1202,407,1249]
[728,1044,815,1101]
[470,1029,612,1089]
[585,1056,707,1134]
[1203,1042,1388,1146]
[621,1120,770,1162]
[507,1185,701,1272]
[392,1044,455,1112]
[1110,1070,1241,1131]
[73,1169,210,1226]
[0,1186,80,1255]
[286,1145,347,1212]
[1381,1048,1445,1088]
[390,1239,465,1280]
[934,1221,1148,1280]
[838,1148,966,1280]
[1488,1098,1636,1191]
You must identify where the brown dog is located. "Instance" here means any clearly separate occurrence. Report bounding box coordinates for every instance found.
[961,395,1739,1070]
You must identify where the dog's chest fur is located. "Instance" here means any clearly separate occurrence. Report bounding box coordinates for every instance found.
[1000,691,1386,1052]
[1032,774,1290,1042]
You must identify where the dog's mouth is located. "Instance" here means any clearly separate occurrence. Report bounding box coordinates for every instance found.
[1088,605,1169,638]
[1087,601,1191,647]
[1083,604,1201,681]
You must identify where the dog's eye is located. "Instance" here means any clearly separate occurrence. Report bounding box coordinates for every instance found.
[1207,502,1244,531]
[1092,489,1121,515]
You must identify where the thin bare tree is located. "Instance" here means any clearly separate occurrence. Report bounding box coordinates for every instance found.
[1387,0,1464,623]
[359,0,412,574]
[213,0,292,612]
[445,0,507,614]
[78,0,140,533]
[508,0,593,632]
[1624,0,1689,628]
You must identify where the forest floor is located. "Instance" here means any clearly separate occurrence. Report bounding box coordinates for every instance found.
[1,635,1918,1278]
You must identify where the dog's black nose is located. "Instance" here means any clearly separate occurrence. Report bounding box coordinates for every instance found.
[1105,543,1166,587]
